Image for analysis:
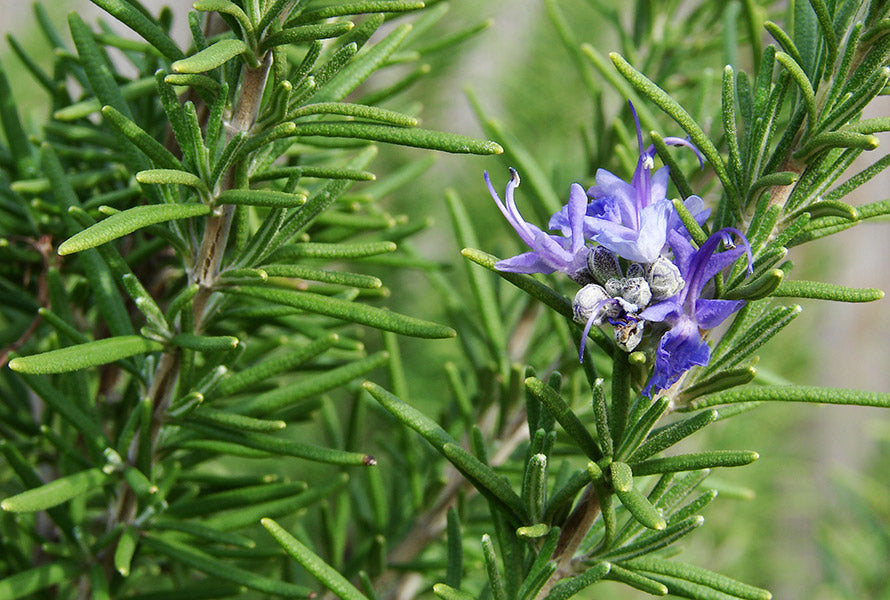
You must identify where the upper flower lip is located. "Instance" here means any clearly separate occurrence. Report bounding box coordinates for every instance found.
[484,168,590,278]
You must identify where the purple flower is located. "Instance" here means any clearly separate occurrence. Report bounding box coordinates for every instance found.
[485,167,590,281]
[640,228,752,397]
[550,103,706,263]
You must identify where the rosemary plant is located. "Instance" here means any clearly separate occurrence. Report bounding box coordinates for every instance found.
[1,1,889,600]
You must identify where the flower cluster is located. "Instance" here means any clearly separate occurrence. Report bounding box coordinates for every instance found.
[485,105,751,396]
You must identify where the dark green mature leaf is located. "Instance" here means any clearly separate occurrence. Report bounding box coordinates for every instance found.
[58,204,210,255]
[544,562,612,600]
[290,122,503,154]
[263,519,370,600]
[1,468,109,512]
[771,280,884,302]
[142,535,314,597]
[363,382,527,524]
[623,556,771,600]
[686,385,890,410]
[0,562,82,600]
[525,377,602,460]
[631,451,759,476]
[227,286,455,338]
[9,336,163,374]
[88,0,183,61]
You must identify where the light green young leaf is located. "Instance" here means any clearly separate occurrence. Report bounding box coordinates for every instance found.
[114,526,138,577]
[603,563,669,595]
[172,39,248,74]
[171,333,240,352]
[1,468,109,512]
[136,169,209,191]
[290,102,417,127]
[9,336,164,374]
[58,203,210,255]
[611,462,667,530]
[431,584,475,600]
[263,518,370,600]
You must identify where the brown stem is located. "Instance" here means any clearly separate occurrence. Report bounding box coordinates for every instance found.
[107,50,274,581]
[534,483,602,600]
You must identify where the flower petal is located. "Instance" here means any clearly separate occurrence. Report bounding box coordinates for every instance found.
[694,298,745,329]
[644,316,711,396]
[495,252,557,274]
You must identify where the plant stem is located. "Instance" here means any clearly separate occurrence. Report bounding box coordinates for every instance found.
[534,483,602,600]
[191,52,272,327]
[107,49,273,581]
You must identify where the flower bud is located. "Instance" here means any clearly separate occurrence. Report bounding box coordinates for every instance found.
[587,246,621,284]
[647,257,685,300]
[625,263,645,279]
[620,277,652,308]
[572,284,615,325]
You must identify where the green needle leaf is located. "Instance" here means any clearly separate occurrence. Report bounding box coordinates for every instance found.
[58,203,209,255]
[363,382,526,523]
[227,286,455,338]
[9,336,164,374]
[263,518,370,600]
[525,377,602,460]
[630,450,759,476]
[623,556,772,600]
[114,526,138,577]
[611,462,667,530]
[88,0,183,61]
[262,22,355,50]
[217,189,307,208]
[771,280,884,302]
[136,169,209,191]
[142,534,314,597]
[609,52,736,203]
[1,468,109,512]
[461,248,614,353]
[194,0,252,37]
[0,562,82,600]
[172,39,248,74]
[545,562,612,600]
[432,584,475,600]
[774,52,818,128]
[290,122,503,155]
[685,385,890,410]
[185,423,375,466]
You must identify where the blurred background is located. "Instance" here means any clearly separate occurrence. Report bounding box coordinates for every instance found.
[1,1,887,598]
